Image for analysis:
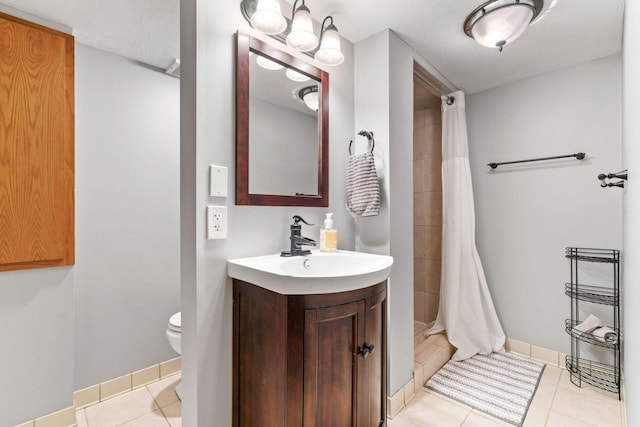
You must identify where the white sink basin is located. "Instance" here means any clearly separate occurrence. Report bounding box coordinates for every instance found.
[227,250,393,295]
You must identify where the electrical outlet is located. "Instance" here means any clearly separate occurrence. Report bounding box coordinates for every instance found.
[207,206,227,239]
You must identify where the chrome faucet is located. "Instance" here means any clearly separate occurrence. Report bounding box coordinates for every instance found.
[281,215,317,257]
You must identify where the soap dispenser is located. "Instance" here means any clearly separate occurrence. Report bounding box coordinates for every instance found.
[319,213,337,252]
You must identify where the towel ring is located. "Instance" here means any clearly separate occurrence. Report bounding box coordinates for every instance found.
[349,130,375,155]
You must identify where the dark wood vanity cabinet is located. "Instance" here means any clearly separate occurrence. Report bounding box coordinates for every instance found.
[233,280,387,427]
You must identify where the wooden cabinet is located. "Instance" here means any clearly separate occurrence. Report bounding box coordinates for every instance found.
[233,280,387,427]
[0,12,74,272]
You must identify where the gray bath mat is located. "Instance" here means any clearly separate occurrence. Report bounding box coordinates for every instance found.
[425,351,545,426]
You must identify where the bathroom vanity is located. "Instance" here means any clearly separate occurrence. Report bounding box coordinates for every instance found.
[233,279,386,427]
[228,251,393,427]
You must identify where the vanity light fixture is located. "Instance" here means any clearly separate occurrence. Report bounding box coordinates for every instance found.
[314,16,344,66]
[256,55,284,70]
[297,85,319,111]
[464,0,543,52]
[240,0,344,66]
[250,0,287,34]
[286,0,318,52]
[286,68,311,82]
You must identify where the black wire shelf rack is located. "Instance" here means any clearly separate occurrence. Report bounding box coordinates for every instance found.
[564,319,619,349]
[564,247,620,264]
[565,356,620,394]
[564,283,619,306]
[565,246,621,399]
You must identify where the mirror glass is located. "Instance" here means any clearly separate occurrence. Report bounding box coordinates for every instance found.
[249,52,320,196]
[236,33,329,207]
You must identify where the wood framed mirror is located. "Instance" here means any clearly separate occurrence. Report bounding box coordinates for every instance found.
[236,32,329,207]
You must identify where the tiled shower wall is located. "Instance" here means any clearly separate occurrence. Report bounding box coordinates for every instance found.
[413,105,442,324]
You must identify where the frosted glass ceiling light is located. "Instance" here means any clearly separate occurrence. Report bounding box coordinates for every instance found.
[256,55,284,70]
[286,0,319,52]
[314,16,344,66]
[298,86,319,111]
[250,0,287,35]
[286,68,311,82]
[464,0,543,52]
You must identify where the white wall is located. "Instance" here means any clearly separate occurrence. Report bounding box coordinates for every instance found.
[389,32,419,395]
[622,2,640,424]
[467,55,622,354]
[74,43,180,388]
[181,0,355,424]
[354,29,455,396]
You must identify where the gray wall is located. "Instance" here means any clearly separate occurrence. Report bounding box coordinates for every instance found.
[0,8,75,426]
[249,98,318,196]
[622,2,640,424]
[388,31,419,395]
[354,29,455,396]
[0,267,74,426]
[181,1,355,424]
[74,43,180,388]
[467,54,622,354]
[0,40,180,426]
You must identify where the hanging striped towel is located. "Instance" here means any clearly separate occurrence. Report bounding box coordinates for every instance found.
[346,152,380,217]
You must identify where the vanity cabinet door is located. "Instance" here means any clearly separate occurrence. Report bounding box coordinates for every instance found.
[303,300,365,427]
[361,290,387,427]
[303,288,387,427]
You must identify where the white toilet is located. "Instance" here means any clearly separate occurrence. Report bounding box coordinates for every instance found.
[166,311,182,400]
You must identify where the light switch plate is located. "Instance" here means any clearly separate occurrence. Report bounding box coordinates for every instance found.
[207,206,227,239]
[209,165,228,197]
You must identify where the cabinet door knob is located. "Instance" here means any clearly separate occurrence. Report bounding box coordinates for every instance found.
[358,343,375,358]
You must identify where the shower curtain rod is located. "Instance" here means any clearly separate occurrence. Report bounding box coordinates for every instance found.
[413,67,455,105]
[488,152,586,169]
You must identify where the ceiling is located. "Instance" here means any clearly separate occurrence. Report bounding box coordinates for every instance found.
[0,0,623,94]
[311,0,624,93]
[0,0,179,71]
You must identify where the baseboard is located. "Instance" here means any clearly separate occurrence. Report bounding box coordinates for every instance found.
[74,357,181,409]
[14,357,180,427]
[504,338,567,367]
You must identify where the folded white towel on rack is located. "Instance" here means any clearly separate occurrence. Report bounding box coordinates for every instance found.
[573,314,602,333]
[592,326,617,343]
[346,152,380,217]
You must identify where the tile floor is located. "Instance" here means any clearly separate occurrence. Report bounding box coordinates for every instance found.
[389,324,624,427]
[76,373,181,426]
[75,334,623,427]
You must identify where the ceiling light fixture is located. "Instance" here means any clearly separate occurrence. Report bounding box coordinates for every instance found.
[240,0,344,67]
[297,85,319,111]
[464,0,543,52]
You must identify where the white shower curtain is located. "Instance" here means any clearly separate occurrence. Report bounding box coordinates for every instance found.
[426,90,506,361]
